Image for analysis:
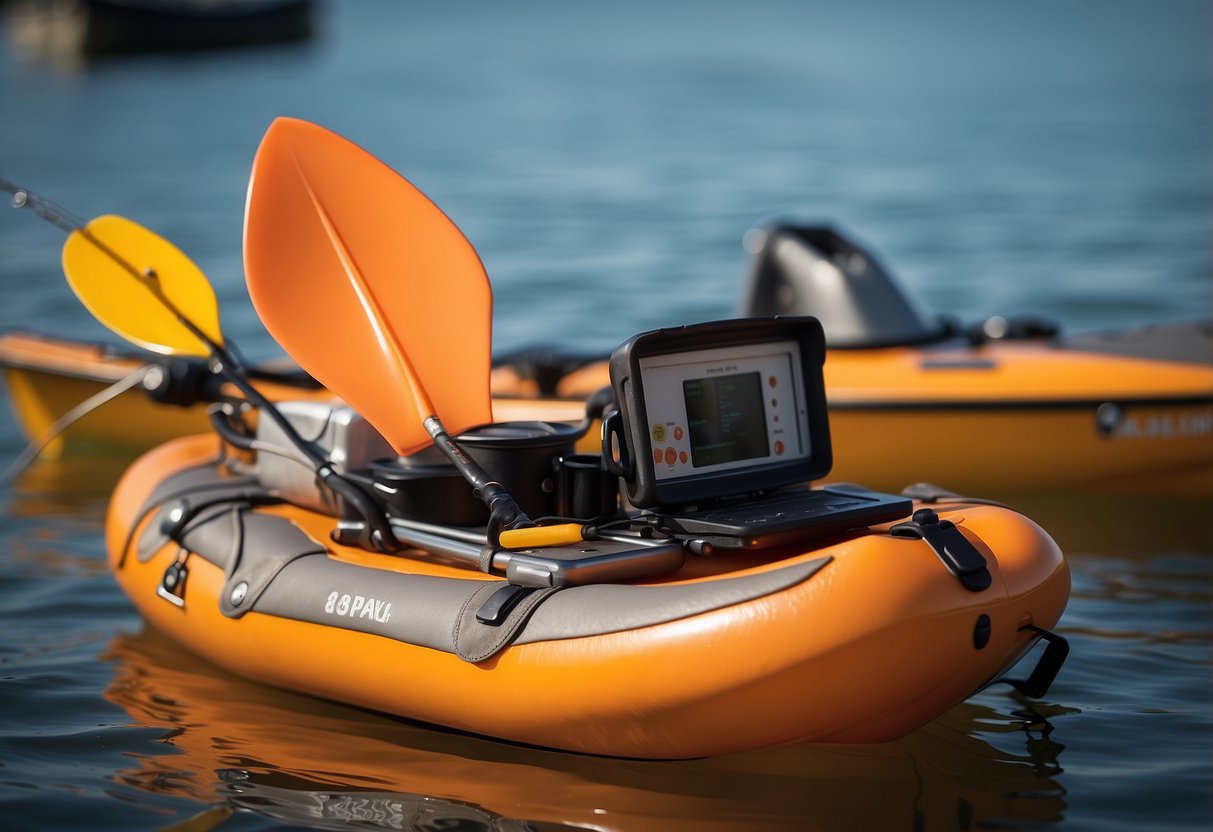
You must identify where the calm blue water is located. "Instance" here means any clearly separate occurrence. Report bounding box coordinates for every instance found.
[1,1,1210,830]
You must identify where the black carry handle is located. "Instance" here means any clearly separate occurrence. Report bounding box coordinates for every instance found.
[994,624,1070,699]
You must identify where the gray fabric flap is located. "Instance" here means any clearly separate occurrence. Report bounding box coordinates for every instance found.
[253,559,496,652]
[217,512,328,618]
[452,584,562,663]
[134,461,259,520]
[514,555,832,645]
[133,463,267,564]
[138,502,237,564]
[143,497,328,619]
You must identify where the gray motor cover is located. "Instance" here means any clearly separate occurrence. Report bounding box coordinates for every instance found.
[254,401,392,513]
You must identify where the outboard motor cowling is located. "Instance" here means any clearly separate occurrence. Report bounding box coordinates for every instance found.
[740,224,948,349]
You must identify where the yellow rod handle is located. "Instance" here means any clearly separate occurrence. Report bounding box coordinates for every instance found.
[498,523,587,550]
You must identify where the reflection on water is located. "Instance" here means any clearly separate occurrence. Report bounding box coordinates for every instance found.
[4,451,130,519]
[208,776,538,832]
[103,627,1068,832]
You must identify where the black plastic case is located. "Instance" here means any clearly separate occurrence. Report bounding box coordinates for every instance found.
[602,317,832,509]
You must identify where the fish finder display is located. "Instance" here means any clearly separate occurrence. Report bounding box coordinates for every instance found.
[636,340,809,483]
[604,317,832,508]
[682,372,769,468]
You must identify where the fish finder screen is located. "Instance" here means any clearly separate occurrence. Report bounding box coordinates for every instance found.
[610,321,827,507]
[635,337,810,485]
[683,372,769,468]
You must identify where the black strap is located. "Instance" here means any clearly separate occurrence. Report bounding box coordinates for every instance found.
[891,508,992,592]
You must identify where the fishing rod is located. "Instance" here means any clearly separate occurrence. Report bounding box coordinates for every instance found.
[1,177,401,551]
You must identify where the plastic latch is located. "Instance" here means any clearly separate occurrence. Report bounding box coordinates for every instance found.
[475,584,535,626]
[143,357,214,407]
[891,508,992,592]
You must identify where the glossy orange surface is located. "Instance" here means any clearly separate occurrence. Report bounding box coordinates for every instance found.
[243,118,494,456]
[106,434,1069,758]
[0,331,587,456]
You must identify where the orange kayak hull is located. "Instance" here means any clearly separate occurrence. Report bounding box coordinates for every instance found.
[6,328,1208,494]
[106,434,1069,758]
[510,327,1213,495]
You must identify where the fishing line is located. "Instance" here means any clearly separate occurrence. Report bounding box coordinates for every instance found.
[1,365,152,485]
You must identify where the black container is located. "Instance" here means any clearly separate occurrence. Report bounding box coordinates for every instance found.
[556,453,619,520]
[368,421,582,525]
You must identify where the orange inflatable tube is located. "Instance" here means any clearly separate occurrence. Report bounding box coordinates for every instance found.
[106,434,1069,759]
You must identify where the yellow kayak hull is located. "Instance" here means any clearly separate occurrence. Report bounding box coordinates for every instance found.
[4,327,1209,494]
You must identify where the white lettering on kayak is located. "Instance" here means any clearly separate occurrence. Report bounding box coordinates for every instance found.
[324,590,392,624]
[1111,409,1213,440]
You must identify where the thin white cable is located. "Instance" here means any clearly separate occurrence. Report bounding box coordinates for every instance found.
[2,365,153,484]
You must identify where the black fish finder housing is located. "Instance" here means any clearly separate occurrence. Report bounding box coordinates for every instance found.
[602,317,832,509]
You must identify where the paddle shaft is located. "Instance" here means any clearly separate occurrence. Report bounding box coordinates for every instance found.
[126,292,402,550]
[180,324,401,551]
[423,414,534,537]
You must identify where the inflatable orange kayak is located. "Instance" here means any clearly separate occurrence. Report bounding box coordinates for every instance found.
[91,311,1070,759]
[108,430,1068,758]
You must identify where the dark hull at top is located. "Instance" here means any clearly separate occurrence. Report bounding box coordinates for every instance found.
[495,223,1213,496]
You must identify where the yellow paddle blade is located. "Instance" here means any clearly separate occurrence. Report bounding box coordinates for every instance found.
[61,215,223,357]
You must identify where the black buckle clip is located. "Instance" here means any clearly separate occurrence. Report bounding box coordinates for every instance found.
[892,508,992,592]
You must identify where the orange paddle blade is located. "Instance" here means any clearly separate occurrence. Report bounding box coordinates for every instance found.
[243,118,493,456]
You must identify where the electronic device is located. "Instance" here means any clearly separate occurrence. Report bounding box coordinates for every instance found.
[387,517,685,588]
[603,317,911,547]
[497,533,686,588]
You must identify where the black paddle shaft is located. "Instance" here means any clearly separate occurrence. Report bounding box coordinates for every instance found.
[423,416,531,544]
